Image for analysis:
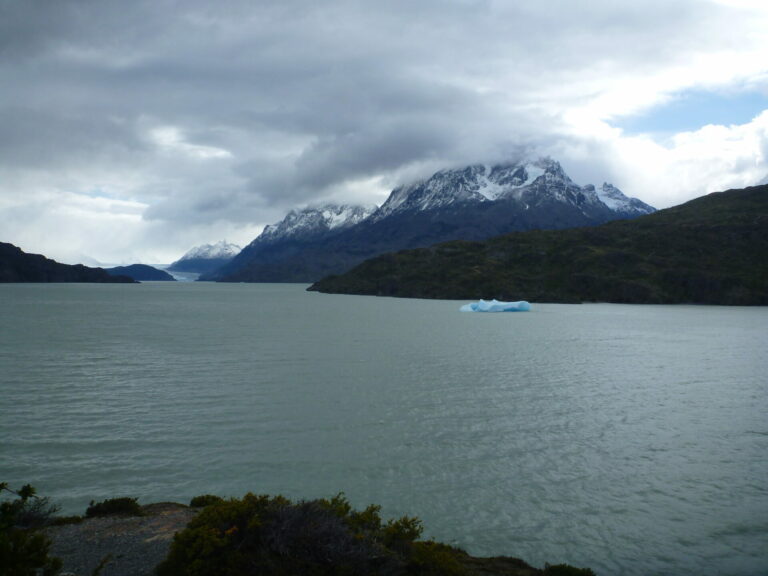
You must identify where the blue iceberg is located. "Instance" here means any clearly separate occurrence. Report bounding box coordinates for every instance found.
[460,299,531,312]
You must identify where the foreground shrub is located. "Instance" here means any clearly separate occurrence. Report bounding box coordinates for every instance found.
[0,482,62,576]
[189,494,224,508]
[85,496,143,518]
[408,541,467,576]
[156,492,470,576]
[543,564,597,576]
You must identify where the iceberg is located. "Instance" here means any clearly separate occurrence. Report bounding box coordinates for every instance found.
[460,299,531,312]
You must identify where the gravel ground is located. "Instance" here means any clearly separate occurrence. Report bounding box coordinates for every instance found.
[46,503,197,576]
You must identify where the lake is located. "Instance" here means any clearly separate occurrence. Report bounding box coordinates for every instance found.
[1,283,766,575]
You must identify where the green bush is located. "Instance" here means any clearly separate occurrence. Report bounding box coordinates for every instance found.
[85,496,143,518]
[0,482,63,576]
[156,492,471,576]
[189,494,224,508]
[408,541,467,576]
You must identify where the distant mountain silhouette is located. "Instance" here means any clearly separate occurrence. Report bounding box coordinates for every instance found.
[105,264,176,281]
[0,243,135,283]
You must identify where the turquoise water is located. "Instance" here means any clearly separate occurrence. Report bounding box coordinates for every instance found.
[1,283,767,575]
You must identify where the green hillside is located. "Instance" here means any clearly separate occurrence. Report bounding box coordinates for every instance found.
[309,185,768,305]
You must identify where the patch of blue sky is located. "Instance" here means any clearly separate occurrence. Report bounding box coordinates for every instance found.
[614,88,767,136]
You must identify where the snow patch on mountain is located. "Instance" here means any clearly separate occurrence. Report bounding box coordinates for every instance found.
[168,240,242,273]
[181,240,241,260]
[595,183,656,214]
[596,183,631,211]
[324,205,372,229]
[255,203,376,244]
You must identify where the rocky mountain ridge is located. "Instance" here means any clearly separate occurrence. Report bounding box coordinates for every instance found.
[206,157,655,282]
[254,204,376,245]
[373,158,653,220]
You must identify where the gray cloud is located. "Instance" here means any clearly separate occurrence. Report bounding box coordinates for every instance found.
[1,0,766,263]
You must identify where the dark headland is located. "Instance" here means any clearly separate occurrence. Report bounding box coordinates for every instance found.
[0,242,135,283]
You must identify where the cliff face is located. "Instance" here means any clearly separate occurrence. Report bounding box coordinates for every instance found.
[0,242,135,283]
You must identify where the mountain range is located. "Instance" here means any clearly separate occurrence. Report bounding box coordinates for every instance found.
[205,158,654,282]
[308,184,768,305]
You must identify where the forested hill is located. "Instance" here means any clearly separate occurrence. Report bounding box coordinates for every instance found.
[308,185,768,305]
[0,242,134,283]
[105,264,176,281]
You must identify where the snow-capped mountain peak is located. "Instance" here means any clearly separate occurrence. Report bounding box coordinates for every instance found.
[255,203,376,244]
[183,240,241,260]
[596,183,655,215]
[374,157,610,219]
[168,240,242,274]
[372,157,654,220]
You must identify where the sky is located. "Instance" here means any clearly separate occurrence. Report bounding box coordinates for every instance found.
[1,0,767,265]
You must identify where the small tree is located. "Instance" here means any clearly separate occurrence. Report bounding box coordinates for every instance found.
[0,482,62,576]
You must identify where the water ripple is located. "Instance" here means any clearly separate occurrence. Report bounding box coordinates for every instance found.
[1,285,767,576]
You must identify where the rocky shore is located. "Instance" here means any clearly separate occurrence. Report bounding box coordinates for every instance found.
[46,503,197,576]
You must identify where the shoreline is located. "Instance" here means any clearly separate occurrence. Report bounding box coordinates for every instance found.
[45,500,589,576]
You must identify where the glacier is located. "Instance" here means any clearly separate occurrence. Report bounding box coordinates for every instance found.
[460,299,531,312]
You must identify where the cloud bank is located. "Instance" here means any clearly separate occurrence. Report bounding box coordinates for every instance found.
[1,0,766,263]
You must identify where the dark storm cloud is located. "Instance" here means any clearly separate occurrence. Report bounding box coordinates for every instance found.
[0,106,149,170]
[0,0,713,183]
